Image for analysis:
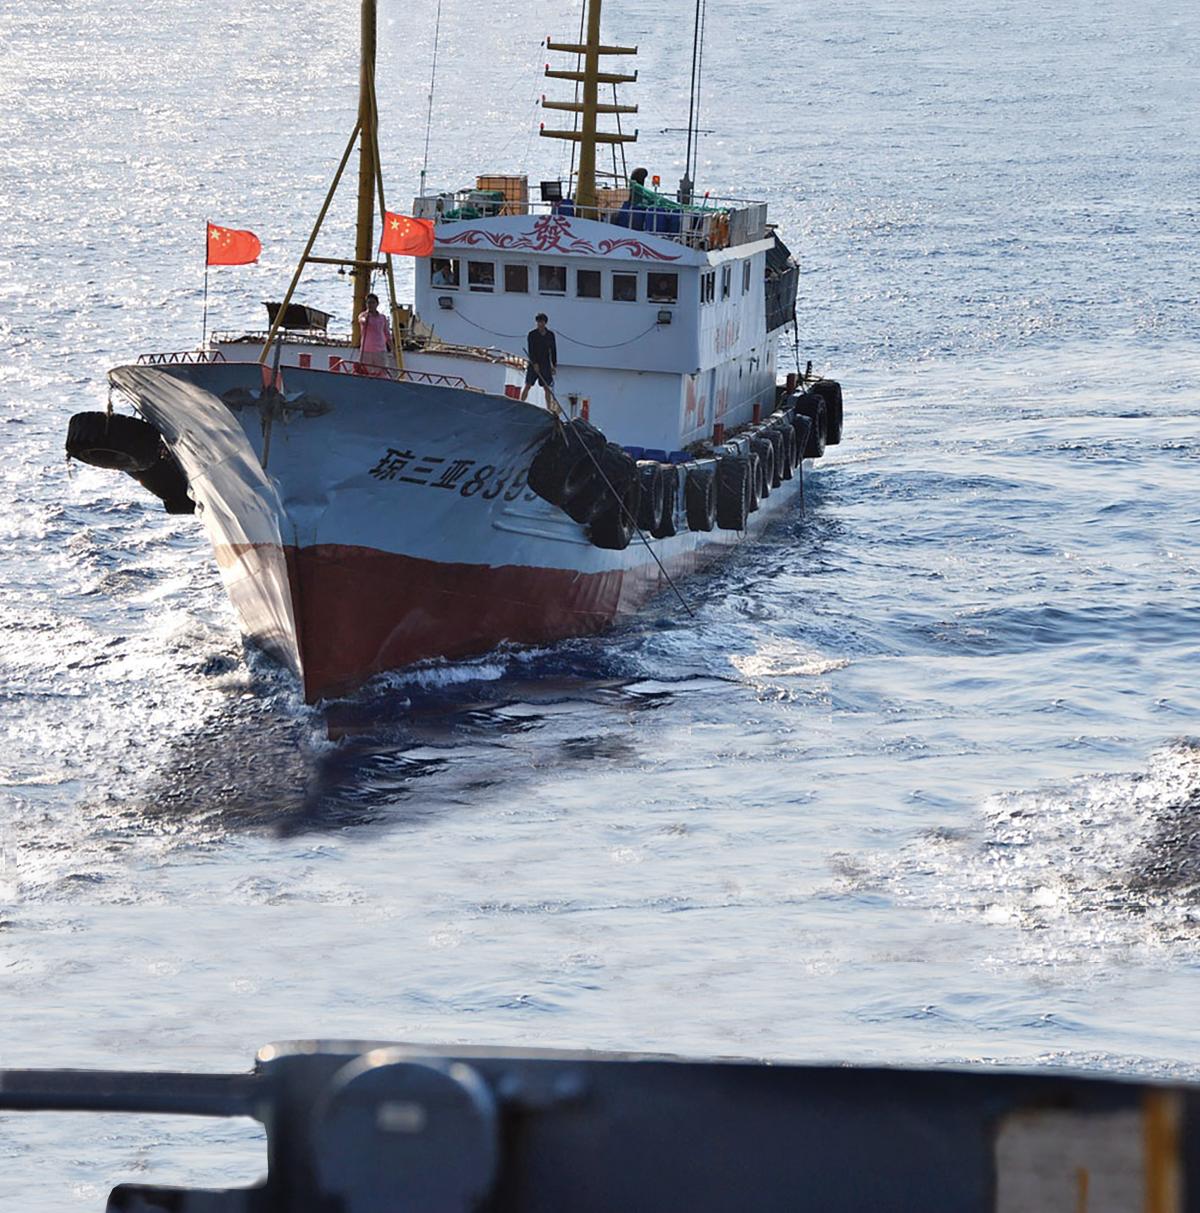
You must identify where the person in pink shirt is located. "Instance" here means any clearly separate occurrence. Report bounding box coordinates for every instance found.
[357,293,393,371]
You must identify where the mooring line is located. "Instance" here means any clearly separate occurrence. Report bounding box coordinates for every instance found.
[541,383,696,620]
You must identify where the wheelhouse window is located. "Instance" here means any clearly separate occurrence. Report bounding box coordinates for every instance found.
[430,257,459,287]
[538,264,567,294]
[701,271,715,304]
[504,264,529,293]
[468,261,495,292]
[647,272,678,303]
[721,265,732,299]
[742,260,752,294]
[576,269,601,298]
[613,272,638,302]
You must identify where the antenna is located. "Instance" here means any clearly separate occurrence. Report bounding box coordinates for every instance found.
[682,0,708,199]
[418,0,444,198]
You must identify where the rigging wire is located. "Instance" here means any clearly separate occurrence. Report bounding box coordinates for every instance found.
[419,0,444,196]
[517,41,549,176]
[566,0,587,189]
[610,82,629,187]
[692,0,708,185]
[683,0,702,187]
[569,429,696,619]
[683,0,708,188]
[535,382,695,620]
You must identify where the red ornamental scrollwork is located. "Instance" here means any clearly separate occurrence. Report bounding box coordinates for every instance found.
[439,214,681,262]
[595,236,681,262]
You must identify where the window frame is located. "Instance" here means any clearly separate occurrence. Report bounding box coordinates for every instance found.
[742,260,752,294]
[504,264,529,294]
[576,268,602,299]
[647,271,679,304]
[612,272,639,303]
[721,265,732,300]
[430,257,460,288]
[537,263,568,295]
[467,260,495,292]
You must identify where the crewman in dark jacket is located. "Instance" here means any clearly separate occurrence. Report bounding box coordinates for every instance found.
[521,312,558,403]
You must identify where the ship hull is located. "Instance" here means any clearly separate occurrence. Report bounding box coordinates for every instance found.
[110,361,806,700]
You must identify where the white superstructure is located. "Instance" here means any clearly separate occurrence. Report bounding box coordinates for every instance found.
[412,202,790,452]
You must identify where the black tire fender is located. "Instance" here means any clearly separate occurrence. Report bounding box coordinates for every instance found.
[750,436,775,499]
[66,412,162,473]
[587,464,640,550]
[809,380,843,446]
[563,443,638,525]
[528,431,577,506]
[636,462,665,533]
[774,421,797,480]
[684,464,716,532]
[715,455,751,531]
[134,451,195,514]
[791,392,827,459]
[760,428,785,487]
[747,451,762,513]
[791,411,812,463]
[528,418,608,507]
[588,504,634,550]
[651,463,679,539]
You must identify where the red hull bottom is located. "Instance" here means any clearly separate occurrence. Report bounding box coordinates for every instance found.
[275,544,627,701]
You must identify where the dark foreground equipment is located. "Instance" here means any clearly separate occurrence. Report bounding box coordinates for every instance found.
[2,1040,1198,1211]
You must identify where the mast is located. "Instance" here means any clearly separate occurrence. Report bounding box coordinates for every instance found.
[259,0,401,366]
[352,0,377,347]
[541,0,638,217]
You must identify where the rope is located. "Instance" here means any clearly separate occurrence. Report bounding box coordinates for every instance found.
[538,373,695,620]
[419,0,444,195]
[454,309,663,350]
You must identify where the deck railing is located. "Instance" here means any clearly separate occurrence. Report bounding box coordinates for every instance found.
[209,330,349,348]
[136,349,227,365]
[330,360,471,390]
[423,194,770,251]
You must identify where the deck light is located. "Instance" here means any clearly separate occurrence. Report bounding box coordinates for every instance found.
[657,309,672,325]
[438,296,454,310]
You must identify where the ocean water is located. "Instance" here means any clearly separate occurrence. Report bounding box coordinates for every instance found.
[2,0,1199,1203]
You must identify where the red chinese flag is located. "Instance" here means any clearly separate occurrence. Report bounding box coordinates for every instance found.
[206,222,261,266]
[379,212,435,257]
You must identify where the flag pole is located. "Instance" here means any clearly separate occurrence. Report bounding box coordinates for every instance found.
[201,220,210,350]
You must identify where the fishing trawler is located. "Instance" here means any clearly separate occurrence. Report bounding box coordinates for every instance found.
[67,0,843,702]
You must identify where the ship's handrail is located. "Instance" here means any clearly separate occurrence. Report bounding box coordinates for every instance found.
[136,350,228,366]
[331,359,471,390]
[427,194,770,252]
[210,331,526,372]
[419,340,527,371]
[211,329,351,348]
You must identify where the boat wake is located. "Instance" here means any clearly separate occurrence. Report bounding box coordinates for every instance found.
[45,631,719,844]
[832,740,1200,965]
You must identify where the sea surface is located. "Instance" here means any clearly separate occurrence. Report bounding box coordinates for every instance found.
[2,0,1198,1203]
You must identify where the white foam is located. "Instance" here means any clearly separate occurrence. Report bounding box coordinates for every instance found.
[840,741,1200,966]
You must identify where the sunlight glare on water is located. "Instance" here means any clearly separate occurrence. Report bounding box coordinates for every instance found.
[1,0,1198,1205]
